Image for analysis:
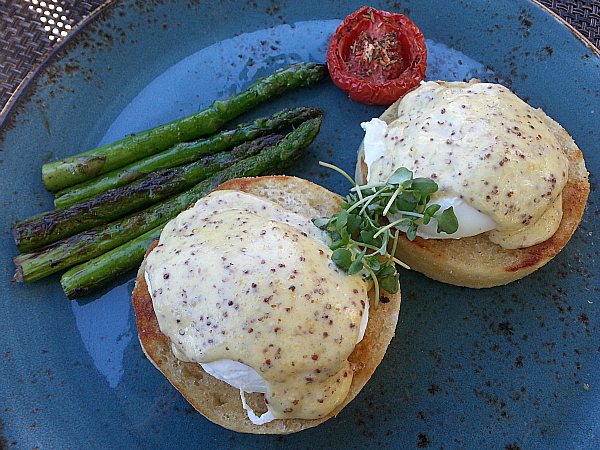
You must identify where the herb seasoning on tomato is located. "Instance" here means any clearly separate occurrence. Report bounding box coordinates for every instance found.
[326,6,427,105]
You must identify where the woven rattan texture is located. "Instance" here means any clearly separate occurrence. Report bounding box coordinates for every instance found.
[0,0,599,110]
[539,0,600,46]
[0,0,106,108]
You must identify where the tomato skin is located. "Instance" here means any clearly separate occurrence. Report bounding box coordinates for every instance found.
[326,6,427,105]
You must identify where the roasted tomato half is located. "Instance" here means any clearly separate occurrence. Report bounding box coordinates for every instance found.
[326,6,427,105]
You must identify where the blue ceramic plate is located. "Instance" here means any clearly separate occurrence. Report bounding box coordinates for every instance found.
[1,1,598,448]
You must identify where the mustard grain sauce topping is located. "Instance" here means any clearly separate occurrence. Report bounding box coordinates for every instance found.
[370,80,569,248]
[145,190,368,420]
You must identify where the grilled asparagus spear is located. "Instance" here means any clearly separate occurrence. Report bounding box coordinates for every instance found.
[53,106,322,208]
[42,63,328,191]
[12,135,283,252]
[14,117,322,284]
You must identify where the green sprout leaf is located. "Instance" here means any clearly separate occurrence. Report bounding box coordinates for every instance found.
[394,193,418,212]
[380,273,400,294]
[359,229,379,247]
[377,265,397,278]
[345,212,362,235]
[364,253,382,272]
[315,162,459,297]
[387,167,413,185]
[435,206,459,234]
[331,248,353,271]
[348,248,366,275]
[422,203,441,225]
[313,217,330,229]
[410,177,438,197]
[333,209,348,232]
[406,224,418,241]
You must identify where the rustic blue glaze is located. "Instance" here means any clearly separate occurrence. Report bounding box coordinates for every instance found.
[0,0,598,448]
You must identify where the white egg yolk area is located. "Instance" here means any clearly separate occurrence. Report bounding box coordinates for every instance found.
[144,190,370,423]
[361,80,569,248]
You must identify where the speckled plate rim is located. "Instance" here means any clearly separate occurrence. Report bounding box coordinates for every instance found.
[0,1,598,448]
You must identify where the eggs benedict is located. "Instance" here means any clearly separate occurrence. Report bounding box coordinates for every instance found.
[357,80,589,288]
[132,175,401,434]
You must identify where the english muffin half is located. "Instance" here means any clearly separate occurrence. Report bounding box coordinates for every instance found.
[132,175,401,434]
[356,81,589,288]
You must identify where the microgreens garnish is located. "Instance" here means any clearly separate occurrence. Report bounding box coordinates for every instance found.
[314,162,459,299]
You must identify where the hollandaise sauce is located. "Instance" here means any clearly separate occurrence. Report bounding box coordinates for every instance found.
[145,190,369,421]
[362,80,569,248]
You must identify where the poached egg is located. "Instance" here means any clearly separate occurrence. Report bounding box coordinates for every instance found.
[360,80,569,248]
[144,190,370,424]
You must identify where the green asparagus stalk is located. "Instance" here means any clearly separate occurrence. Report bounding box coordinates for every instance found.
[42,63,328,191]
[13,116,322,284]
[53,106,323,209]
[12,134,283,253]
[61,225,163,300]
